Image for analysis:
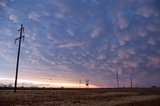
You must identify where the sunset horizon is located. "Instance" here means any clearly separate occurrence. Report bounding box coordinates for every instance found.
[0,0,160,89]
[0,77,98,88]
[0,0,160,105]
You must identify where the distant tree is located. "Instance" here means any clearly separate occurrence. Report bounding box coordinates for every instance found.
[8,83,13,87]
[151,86,157,88]
[1,84,7,87]
[30,85,38,88]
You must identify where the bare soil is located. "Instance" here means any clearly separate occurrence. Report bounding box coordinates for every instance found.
[0,88,160,106]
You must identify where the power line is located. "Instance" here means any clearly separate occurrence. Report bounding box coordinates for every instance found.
[105,64,119,88]
[14,24,25,93]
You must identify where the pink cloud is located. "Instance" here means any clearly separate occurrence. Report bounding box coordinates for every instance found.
[123,60,139,68]
[118,35,132,46]
[137,27,148,37]
[127,48,136,55]
[116,67,124,75]
[124,0,154,4]
[0,0,6,7]
[116,12,129,30]
[147,25,157,32]
[9,14,18,23]
[50,0,69,13]
[97,54,106,60]
[148,56,160,69]
[118,38,126,46]
[117,50,129,59]
[89,62,96,69]
[111,57,119,64]
[148,38,156,45]
[117,18,129,30]
[154,11,160,17]
[66,28,74,36]
[55,12,65,19]
[109,44,118,52]
[28,12,50,21]
[90,27,102,38]
[57,42,83,48]
[136,7,153,17]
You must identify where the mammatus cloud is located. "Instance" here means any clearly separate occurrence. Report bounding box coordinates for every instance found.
[123,60,139,69]
[116,12,129,30]
[148,37,156,45]
[136,6,153,18]
[0,0,6,7]
[28,12,50,21]
[90,27,102,38]
[66,28,74,36]
[55,12,65,19]
[0,0,160,88]
[97,54,106,60]
[0,1,19,23]
[117,50,129,59]
[147,56,160,69]
[57,42,83,48]
[9,14,18,23]
[137,27,148,37]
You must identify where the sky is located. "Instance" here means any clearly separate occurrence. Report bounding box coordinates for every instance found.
[0,0,160,88]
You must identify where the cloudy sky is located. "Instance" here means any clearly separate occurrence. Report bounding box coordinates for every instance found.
[0,0,160,88]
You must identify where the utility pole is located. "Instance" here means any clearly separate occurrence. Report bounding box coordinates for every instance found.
[79,80,81,88]
[14,24,25,93]
[130,70,133,88]
[135,82,137,88]
[116,70,119,88]
[86,79,89,87]
[130,77,133,88]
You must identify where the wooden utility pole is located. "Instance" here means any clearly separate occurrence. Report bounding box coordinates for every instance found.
[14,24,25,93]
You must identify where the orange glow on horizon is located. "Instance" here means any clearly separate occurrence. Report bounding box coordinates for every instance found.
[0,78,98,88]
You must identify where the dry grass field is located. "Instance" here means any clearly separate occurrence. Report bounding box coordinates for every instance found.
[0,88,160,106]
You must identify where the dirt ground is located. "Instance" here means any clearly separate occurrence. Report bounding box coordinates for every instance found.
[0,88,160,106]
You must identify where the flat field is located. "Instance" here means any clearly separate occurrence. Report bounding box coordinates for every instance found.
[0,88,160,106]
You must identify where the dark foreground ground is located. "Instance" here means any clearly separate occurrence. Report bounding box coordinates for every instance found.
[0,88,160,106]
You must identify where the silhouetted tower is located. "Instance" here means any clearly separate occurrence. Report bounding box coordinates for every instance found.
[105,64,120,88]
[123,83,125,88]
[79,80,81,88]
[135,82,138,88]
[130,69,133,88]
[14,24,25,93]
[86,79,89,87]
[130,77,133,88]
[116,70,119,88]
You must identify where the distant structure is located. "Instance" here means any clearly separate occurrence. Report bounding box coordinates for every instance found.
[130,77,133,88]
[130,69,133,88]
[135,82,138,88]
[86,79,89,87]
[116,70,119,88]
[14,24,25,93]
[105,64,120,88]
[79,80,81,88]
[123,83,126,88]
